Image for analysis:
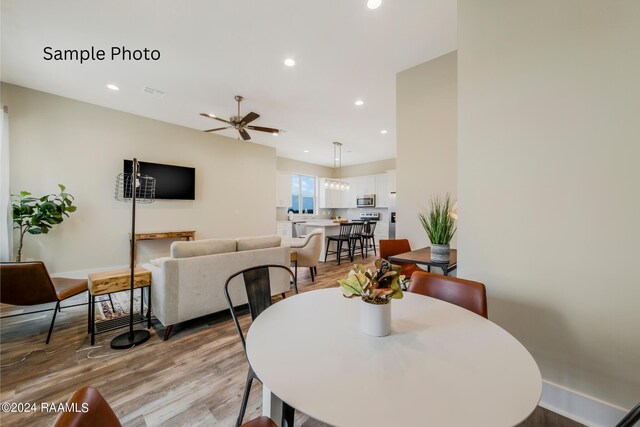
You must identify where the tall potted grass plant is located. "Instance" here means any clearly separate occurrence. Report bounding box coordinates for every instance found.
[418,194,457,262]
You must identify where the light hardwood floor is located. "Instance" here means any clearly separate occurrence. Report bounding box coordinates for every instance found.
[1,255,583,427]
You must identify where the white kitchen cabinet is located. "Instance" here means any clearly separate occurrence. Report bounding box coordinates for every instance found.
[276,172,292,207]
[387,169,397,194]
[340,177,356,208]
[276,222,293,238]
[318,178,339,209]
[374,222,389,241]
[375,174,389,207]
[360,175,376,196]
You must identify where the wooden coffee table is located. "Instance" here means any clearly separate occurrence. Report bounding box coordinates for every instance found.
[88,268,152,345]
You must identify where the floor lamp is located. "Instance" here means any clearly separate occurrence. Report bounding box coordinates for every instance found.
[112,158,155,349]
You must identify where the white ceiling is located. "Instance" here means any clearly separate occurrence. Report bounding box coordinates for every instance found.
[1,0,457,167]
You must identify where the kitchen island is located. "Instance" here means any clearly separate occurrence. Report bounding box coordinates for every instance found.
[303,221,341,262]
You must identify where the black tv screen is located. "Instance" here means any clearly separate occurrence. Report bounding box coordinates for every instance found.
[123,160,195,200]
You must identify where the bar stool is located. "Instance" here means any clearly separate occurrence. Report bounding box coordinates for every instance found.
[349,222,365,260]
[324,223,353,265]
[361,221,377,257]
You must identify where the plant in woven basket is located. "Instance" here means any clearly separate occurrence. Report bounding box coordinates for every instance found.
[338,259,404,304]
[418,193,457,245]
[12,184,77,262]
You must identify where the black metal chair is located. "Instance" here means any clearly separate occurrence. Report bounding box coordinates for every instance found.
[324,223,353,265]
[361,221,377,257]
[349,222,365,260]
[615,402,640,427]
[224,264,298,427]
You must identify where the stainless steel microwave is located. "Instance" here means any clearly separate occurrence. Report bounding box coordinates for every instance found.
[357,195,376,208]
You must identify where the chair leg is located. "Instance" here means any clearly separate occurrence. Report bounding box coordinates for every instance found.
[337,240,342,265]
[373,237,377,256]
[46,301,60,344]
[283,402,295,427]
[107,294,116,312]
[324,238,329,263]
[310,267,315,282]
[281,292,287,299]
[236,368,256,427]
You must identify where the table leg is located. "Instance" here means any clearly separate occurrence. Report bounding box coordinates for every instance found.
[262,386,283,426]
[294,260,298,287]
[87,291,91,334]
[90,295,95,346]
[146,287,152,329]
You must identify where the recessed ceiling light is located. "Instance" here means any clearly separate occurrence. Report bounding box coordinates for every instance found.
[284,58,296,67]
[367,0,382,9]
[380,130,388,134]
[335,157,340,161]
[106,84,119,91]
[354,100,364,106]
[304,150,310,153]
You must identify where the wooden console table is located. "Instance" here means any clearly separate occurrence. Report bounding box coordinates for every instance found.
[130,230,195,265]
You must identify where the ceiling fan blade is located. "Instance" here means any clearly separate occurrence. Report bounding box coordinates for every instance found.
[241,112,260,124]
[247,125,280,134]
[204,126,231,132]
[239,128,251,140]
[200,113,231,124]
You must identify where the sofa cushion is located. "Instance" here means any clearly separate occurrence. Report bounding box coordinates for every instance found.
[236,235,282,252]
[170,239,236,258]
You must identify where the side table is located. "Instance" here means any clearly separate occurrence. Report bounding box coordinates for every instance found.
[88,268,152,345]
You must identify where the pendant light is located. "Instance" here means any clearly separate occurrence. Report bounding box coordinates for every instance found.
[324,142,350,191]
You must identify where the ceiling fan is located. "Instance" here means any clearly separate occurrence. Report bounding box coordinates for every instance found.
[200,95,281,141]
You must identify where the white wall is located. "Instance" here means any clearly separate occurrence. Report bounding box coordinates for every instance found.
[276,156,334,178]
[458,0,640,412]
[339,158,395,178]
[2,83,276,273]
[396,51,457,249]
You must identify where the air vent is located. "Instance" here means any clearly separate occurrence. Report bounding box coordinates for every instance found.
[142,86,166,99]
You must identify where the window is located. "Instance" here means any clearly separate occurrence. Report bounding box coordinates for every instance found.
[289,175,316,214]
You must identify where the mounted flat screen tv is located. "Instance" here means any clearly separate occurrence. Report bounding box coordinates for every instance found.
[123,160,195,200]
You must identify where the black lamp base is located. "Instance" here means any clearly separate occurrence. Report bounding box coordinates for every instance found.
[110,329,150,350]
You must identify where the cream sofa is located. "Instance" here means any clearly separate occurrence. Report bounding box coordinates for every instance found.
[143,235,291,339]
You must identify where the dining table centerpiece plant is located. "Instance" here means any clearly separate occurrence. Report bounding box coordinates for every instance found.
[338,258,404,337]
[12,184,77,262]
[418,193,457,263]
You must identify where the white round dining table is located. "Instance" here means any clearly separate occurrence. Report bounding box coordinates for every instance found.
[246,288,542,427]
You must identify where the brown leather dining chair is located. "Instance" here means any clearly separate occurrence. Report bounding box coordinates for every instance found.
[408,271,488,318]
[54,385,278,427]
[54,386,122,427]
[379,239,420,278]
[0,261,88,344]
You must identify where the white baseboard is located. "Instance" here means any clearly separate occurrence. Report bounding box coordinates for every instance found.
[540,380,628,427]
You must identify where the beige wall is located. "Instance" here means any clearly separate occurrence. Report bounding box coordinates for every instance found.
[339,158,395,178]
[276,156,333,178]
[396,51,457,249]
[3,83,276,273]
[458,0,640,410]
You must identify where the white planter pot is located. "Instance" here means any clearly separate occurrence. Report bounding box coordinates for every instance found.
[360,299,391,337]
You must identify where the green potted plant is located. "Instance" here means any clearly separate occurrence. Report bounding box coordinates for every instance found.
[338,259,404,337]
[418,193,457,262]
[12,184,77,262]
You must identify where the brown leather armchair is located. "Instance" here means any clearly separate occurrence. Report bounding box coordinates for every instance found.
[408,271,488,318]
[0,261,88,344]
[379,239,420,278]
[54,385,277,427]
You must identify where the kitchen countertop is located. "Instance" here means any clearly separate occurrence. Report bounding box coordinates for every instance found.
[305,221,341,227]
